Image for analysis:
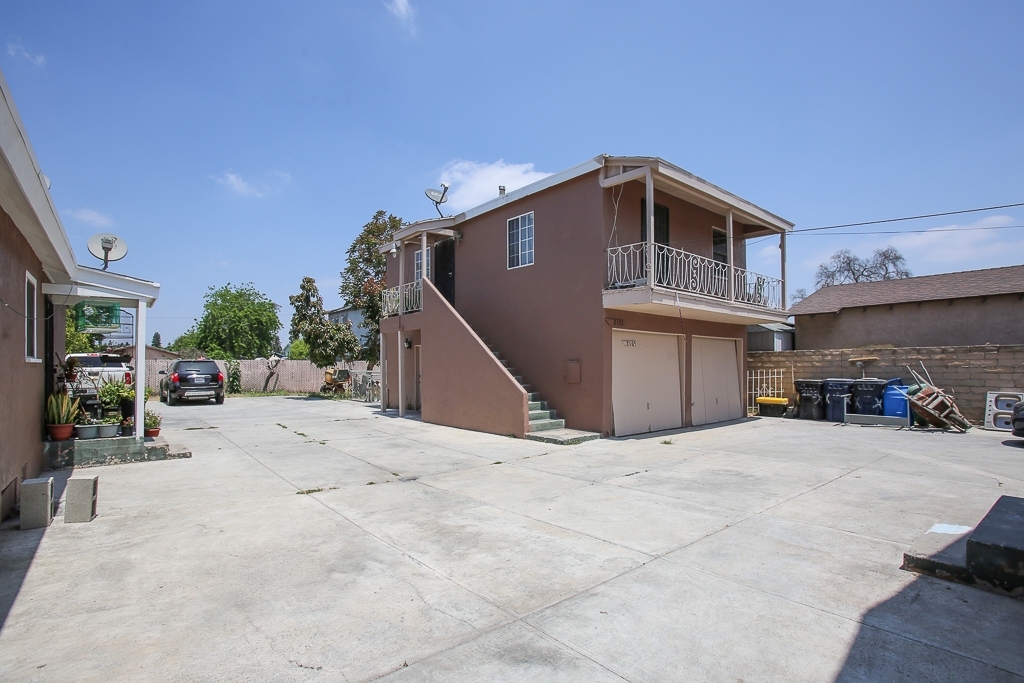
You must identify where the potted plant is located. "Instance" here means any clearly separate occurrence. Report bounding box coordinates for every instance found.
[121,416,135,437]
[143,409,162,437]
[99,378,134,419]
[45,392,80,441]
[97,415,121,438]
[75,412,98,440]
[55,354,80,384]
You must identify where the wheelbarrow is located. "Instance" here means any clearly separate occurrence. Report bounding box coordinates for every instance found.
[321,368,351,395]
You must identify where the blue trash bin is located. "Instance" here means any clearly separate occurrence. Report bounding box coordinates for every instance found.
[851,378,888,416]
[823,378,855,422]
[883,385,910,418]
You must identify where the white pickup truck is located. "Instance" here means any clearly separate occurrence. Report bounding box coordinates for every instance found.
[66,353,134,410]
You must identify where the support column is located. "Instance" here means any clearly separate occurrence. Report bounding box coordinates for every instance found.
[421,231,428,281]
[780,230,788,309]
[134,301,147,440]
[397,242,405,417]
[726,210,735,301]
[645,167,654,286]
[379,331,386,411]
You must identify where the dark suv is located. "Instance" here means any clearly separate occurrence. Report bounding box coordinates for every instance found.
[1013,400,1024,438]
[160,360,225,405]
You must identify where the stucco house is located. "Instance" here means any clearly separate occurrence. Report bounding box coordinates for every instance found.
[790,265,1024,350]
[378,155,792,439]
[0,69,159,520]
[327,304,368,343]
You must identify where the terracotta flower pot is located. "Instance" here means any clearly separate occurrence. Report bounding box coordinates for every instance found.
[144,428,160,437]
[47,424,75,441]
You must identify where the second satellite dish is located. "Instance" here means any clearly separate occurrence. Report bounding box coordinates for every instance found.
[424,182,450,217]
[87,233,128,271]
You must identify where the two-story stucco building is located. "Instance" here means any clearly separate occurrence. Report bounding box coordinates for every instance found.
[378,155,792,440]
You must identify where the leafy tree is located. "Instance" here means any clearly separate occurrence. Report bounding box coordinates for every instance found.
[289,277,359,368]
[190,283,282,359]
[339,210,403,368]
[287,338,309,360]
[151,332,162,348]
[815,247,911,288]
[65,308,97,354]
[168,328,201,353]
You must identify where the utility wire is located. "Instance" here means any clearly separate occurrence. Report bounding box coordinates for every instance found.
[794,201,1024,233]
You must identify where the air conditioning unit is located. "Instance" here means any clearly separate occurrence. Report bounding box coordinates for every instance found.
[983,391,1024,431]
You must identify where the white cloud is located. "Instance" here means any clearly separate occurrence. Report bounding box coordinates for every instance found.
[383,0,416,34]
[439,159,552,212]
[64,208,114,229]
[6,43,46,67]
[215,171,264,197]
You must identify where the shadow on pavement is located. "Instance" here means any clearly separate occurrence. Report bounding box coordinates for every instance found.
[832,572,1023,681]
[1001,439,1024,449]
[0,469,72,631]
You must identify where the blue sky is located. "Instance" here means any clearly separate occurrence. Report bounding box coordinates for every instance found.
[3,1,1023,343]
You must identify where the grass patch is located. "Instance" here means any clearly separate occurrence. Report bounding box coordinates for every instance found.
[184,426,218,431]
[227,391,311,398]
[660,438,673,445]
[277,423,287,429]
[294,431,307,437]
[296,486,338,495]
[492,461,503,465]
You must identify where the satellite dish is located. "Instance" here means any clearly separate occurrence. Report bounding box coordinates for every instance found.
[87,233,128,271]
[424,182,450,218]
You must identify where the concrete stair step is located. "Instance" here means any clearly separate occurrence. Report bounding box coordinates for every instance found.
[527,392,540,401]
[525,428,601,446]
[529,409,554,420]
[528,401,547,410]
[528,418,565,432]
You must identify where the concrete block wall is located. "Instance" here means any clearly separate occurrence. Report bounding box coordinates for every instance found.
[747,344,1024,422]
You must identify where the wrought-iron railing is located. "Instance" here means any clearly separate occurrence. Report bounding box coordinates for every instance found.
[380,280,423,317]
[732,265,783,310]
[605,242,784,311]
[381,286,400,317]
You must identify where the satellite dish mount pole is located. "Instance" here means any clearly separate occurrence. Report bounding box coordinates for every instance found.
[100,236,116,270]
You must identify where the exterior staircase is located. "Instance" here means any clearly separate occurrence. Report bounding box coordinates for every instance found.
[484,342,601,445]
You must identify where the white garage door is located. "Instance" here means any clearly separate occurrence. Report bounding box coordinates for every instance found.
[691,337,742,426]
[612,330,682,436]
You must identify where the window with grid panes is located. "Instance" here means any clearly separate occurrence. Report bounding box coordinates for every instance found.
[507,212,534,269]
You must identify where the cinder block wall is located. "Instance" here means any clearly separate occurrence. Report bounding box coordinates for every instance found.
[747,345,1024,422]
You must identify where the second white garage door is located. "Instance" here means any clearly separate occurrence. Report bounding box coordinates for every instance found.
[691,336,742,426]
[612,330,682,436]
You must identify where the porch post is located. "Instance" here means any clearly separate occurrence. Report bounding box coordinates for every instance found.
[397,240,405,418]
[726,210,735,301]
[421,231,428,281]
[645,167,654,286]
[134,301,147,440]
[780,230,788,309]
[379,331,386,410]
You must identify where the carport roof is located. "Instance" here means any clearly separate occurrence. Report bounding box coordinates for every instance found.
[790,264,1024,315]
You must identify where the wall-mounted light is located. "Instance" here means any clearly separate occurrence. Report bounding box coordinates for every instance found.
[403,338,412,349]
[454,231,463,243]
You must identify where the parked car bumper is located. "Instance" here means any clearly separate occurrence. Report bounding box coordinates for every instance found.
[169,385,224,401]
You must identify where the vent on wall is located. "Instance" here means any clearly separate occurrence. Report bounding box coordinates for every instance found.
[983,391,1024,431]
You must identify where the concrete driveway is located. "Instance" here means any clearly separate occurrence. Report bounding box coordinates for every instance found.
[2,397,1023,682]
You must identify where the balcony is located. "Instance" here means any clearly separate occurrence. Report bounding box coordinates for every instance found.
[381,281,422,317]
[605,243,787,323]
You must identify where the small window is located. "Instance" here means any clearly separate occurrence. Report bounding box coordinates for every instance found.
[507,212,535,269]
[414,248,431,281]
[25,272,38,360]
[712,229,728,264]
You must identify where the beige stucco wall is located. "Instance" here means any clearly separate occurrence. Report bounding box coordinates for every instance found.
[795,294,1024,350]
[0,208,50,518]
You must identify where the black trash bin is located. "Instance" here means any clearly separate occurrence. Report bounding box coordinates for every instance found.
[850,378,888,416]
[823,378,855,422]
[794,379,825,420]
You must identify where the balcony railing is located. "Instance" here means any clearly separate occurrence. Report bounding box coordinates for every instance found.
[381,280,422,317]
[606,242,783,311]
